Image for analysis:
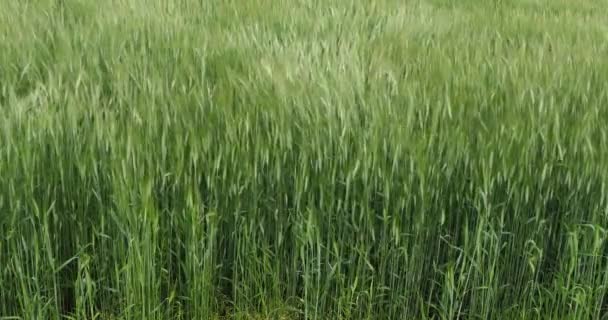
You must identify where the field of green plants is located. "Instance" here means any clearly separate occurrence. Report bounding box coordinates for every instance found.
[2,0,608,319]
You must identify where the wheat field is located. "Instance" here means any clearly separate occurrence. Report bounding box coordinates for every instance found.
[1,0,608,319]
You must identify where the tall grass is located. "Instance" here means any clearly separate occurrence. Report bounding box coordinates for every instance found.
[1,0,608,319]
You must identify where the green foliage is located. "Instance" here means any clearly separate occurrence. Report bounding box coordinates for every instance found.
[1,0,608,319]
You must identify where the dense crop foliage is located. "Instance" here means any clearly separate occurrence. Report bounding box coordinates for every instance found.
[2,0,608,319]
